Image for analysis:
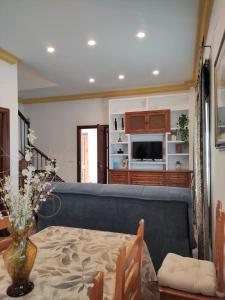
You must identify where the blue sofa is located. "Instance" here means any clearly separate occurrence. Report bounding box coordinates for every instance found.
[38,183,196,270]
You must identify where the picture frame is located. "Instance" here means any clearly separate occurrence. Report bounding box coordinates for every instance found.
[214,30,225,148]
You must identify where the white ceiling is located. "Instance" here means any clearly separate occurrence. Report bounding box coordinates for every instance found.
[0,0,199,100]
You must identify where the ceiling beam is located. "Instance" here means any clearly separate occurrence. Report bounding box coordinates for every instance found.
[0,48,21,64]
[193,0,214,83]
[19,80,194,104]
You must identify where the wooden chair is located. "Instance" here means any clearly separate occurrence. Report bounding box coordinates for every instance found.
[114,219,144,300]
[0,216,12,253]
[159,200,225,300]
[90,271,104,300]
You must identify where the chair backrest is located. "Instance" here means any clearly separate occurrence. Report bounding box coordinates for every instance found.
[0,216,12,253]
[214,200,225,295]
[0,216,10,230]
[90,271,104,300]
[115,219,144,300]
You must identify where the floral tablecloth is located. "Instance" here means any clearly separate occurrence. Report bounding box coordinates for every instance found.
[0,226,156,300]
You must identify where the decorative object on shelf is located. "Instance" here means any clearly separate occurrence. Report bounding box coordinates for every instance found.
[177,114,189,143]
[0,129,58,297]
[121,158,128,169]
[117,148,124,154]
[118,134,122,143]
[112,161,120,169]
[214,30,225,148]
[171,134,177,141]
[114,118,117,131]
[175,161,181,170]
[176,144,182,153]
[121,117,124,130]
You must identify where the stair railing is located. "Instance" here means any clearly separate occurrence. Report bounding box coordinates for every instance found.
[18,110,30,157]
[18,111,64,182]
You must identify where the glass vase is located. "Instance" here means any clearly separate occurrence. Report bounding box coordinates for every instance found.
[3,228,37,297]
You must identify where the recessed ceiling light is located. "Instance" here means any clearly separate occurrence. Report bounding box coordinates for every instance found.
[118,74,125,80]
[136,32,146,39]
[47,46,55,53]
[89,78,95,83]
[152,70,159,75]
[88,40,96,46]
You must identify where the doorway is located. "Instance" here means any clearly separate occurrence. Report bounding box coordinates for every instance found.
[77,125,108,183]
[0,107,10,178]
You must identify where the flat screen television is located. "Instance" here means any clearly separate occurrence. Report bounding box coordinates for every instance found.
[132,141,163,160]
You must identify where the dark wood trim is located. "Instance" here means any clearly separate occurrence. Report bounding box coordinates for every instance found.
[214,30,225,149]
[77,125,98,182]
[0,107,10,177]
[18,110,30,126]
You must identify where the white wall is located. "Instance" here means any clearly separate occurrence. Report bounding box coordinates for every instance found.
[205,0,225,283]
[23,99,108,182]
[0,60,18,187]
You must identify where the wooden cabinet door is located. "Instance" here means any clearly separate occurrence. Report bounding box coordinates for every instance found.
[109,170,128,184]
[129,171,165,186]
[166,172,192,187]
[125,111,147,134]
[146,110,170,133]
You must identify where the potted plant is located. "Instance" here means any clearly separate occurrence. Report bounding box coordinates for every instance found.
[177,114,189,143]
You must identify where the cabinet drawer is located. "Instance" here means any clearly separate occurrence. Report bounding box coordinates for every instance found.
[129,172,165,186]
[109,170,128,184]
[166,172,191,187]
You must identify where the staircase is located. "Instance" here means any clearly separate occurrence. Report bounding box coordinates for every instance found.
[18,111,64,182]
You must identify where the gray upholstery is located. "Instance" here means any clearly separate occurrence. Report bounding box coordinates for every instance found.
[38,183,196,270]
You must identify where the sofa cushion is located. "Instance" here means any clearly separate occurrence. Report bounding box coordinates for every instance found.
[157,253,217,296]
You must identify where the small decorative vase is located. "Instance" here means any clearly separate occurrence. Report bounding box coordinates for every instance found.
[3,228,37,297]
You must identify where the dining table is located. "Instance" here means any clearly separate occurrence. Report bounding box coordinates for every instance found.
[0,226,157,300]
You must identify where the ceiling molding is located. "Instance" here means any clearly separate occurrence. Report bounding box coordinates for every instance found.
[193,0,214,82]
[19,80,194,105]
[0,48,21,64]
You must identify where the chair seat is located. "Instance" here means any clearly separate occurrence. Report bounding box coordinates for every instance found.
[157,253,217,297]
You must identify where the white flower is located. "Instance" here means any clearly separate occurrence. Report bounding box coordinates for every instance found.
[33,175,40,184]
[22,169,28,177]
[0,128,59,230]
[45,164,53,174]
[27,129,37,144]
[0,211,3,220]
[25,149,32,162]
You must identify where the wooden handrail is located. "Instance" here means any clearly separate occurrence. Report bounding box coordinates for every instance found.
[18,110,64,182]
[18,110,30,126]
[31,145,51,161]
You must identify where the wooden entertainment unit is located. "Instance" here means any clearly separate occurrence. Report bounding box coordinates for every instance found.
[109,169,193,187]
[108,94,194,188]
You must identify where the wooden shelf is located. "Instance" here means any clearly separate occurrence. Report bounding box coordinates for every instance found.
[110,130,125,133]
[111,142,128,144]
[111,113,125,116]
[130,160,166,165]
[167,140,184,144]
[168,153,189,156]
[111,153,128,156]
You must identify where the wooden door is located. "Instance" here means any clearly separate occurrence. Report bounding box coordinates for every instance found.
[81,133,89,183]
[125,111,147,134]
[97,125,109,184]
[146,110,170,133]
[0,108,10,178]
[0,108,10,213]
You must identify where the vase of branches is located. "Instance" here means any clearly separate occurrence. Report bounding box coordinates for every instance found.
[0,129,58,297]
